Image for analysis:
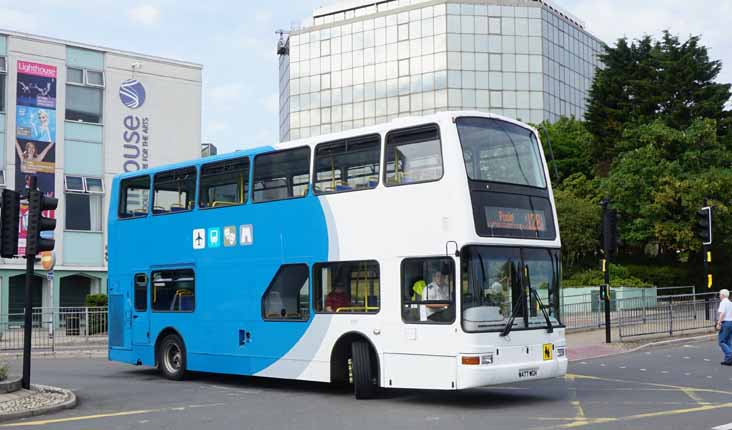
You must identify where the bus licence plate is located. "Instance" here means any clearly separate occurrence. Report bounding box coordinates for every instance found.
[518,368,538,378]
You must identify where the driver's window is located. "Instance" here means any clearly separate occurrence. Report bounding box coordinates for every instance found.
[401,257,455,324]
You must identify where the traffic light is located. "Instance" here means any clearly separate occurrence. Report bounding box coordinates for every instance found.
[696,206,712,246]
[603,208,618,256]
[26,189,58,255]
[0,189,20,258]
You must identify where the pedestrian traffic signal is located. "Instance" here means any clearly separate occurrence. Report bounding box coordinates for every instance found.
[603,208,618,256]
[696,206,712,246]
[25,189,57,256]
[0,189,20,258]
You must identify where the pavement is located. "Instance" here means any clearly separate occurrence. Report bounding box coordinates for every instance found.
[0,337,729,429]
[0,325,719,427]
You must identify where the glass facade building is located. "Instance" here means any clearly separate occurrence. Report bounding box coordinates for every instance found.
[279,0,604,142]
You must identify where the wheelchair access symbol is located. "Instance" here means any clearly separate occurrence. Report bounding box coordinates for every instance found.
[543,343,553,361]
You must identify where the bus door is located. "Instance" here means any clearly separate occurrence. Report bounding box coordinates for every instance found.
[132,273,151,345]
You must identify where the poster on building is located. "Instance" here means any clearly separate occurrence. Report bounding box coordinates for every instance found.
[15,60,57,256]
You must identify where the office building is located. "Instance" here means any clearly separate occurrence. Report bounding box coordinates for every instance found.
[0,30,202,313]
[278,0,604,141]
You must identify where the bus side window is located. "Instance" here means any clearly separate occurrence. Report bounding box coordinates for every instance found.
[134,273,147,311]
[262,265,310,321]
[151,269,195,312]
[253,147,310,203]
[313,261,380,313]
[313,135,380,194]
[119,176,150,218]
[384,125,443,186]
[401,257,455,324]
[199,157,250,209]
[153,167,197,215]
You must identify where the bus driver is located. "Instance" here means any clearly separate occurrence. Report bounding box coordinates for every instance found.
[420,269,450,321]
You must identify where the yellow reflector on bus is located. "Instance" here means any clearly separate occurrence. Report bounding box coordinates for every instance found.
[462,356,480,365]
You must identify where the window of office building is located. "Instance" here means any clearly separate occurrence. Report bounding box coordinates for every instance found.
[64,175,104,231]
[0,56,6,112]
[65,67,104,123]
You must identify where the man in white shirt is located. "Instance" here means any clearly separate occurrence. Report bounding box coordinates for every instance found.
[716,289,732,365]
[420,270,450,322]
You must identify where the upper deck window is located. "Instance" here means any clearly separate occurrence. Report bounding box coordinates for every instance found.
[199,157,249,209]
[384,125,443,187]
[119,176,150,219]
[313,134,380,194]
[153,167,196,215]
[457,117,546,188]
[253,147,310,203]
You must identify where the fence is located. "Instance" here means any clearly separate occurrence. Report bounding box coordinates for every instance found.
[0,307,108,352]
[560,287,718,339]
[617,293,718,338]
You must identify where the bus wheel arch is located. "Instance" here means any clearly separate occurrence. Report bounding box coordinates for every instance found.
[154,327,187,380]
[330,332,380,397]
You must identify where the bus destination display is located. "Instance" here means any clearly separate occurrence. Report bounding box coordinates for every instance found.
[484,206,546,232]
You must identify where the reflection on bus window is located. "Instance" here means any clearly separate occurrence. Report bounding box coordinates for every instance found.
[314,135,380,194]
[262,265,310,321]
[457,117,546,188]
[119,176,150,218]
[253,147,310,203]
[151,269,195,312]
[314,261,380,313]
[153,168,196,214]
[199,157,249,209]
[385,126,443,186]
[401,257,455,324]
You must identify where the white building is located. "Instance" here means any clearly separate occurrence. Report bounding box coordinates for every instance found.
[0,30,202,313]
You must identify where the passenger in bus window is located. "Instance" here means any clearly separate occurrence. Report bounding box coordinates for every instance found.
[326,281,350,312]
[420,269,450,322]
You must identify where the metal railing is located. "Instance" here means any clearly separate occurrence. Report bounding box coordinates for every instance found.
[617,293,718,338]
[0,307,108,352]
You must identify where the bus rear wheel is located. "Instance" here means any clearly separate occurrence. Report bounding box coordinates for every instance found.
[351,340,378,399]
[158,334,187,381]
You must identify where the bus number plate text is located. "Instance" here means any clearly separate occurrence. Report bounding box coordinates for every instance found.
[518,368,538,378]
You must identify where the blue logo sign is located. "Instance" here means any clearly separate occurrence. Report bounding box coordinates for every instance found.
[208,227,221,248]
[119,79,146,109]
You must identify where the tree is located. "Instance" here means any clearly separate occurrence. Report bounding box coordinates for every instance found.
[538,118,594,183]
[585,32,731,167]
[554,174,602,269]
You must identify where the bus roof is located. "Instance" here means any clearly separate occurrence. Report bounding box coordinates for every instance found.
[114,110,538,181]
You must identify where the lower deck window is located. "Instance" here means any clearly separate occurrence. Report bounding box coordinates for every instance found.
[401,257,455,323]
[314,260,380,313]
[151,269,195,312]
[262,265,310,320]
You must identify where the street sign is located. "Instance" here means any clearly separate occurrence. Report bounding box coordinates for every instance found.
[46,270,53,281]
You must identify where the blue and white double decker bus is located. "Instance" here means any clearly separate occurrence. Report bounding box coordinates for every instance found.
[107,111,566,398]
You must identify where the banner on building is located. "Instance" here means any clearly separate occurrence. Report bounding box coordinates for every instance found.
[15,60,57,256]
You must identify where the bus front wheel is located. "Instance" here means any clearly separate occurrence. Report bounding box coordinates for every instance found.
[158,334,187,381]
[351,340,378,399]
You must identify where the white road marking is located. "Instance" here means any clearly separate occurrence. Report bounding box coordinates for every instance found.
[685,373,692,376]
[580,362,587,365]
[640,369,647,372]
[600,364,606,367]
[661,371,669,374]
[683,356,691,359]
[619,366,626,369]
[704,359,711,362]
[712,422,732,430]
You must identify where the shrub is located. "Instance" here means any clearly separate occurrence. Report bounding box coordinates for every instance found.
[85,294,108,307]
[562,264,649,288]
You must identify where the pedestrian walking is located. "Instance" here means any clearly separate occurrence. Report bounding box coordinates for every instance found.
[717,289,732,365]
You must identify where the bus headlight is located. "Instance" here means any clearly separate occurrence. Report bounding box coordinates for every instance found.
[481,354,494,365]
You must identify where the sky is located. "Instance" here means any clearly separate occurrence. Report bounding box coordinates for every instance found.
[0,0,730,154]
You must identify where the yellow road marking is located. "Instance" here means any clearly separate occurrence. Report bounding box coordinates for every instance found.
[0,409,160,427]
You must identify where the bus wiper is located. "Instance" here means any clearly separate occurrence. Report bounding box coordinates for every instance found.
[525,266,554,334]
[500,286,524,337]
